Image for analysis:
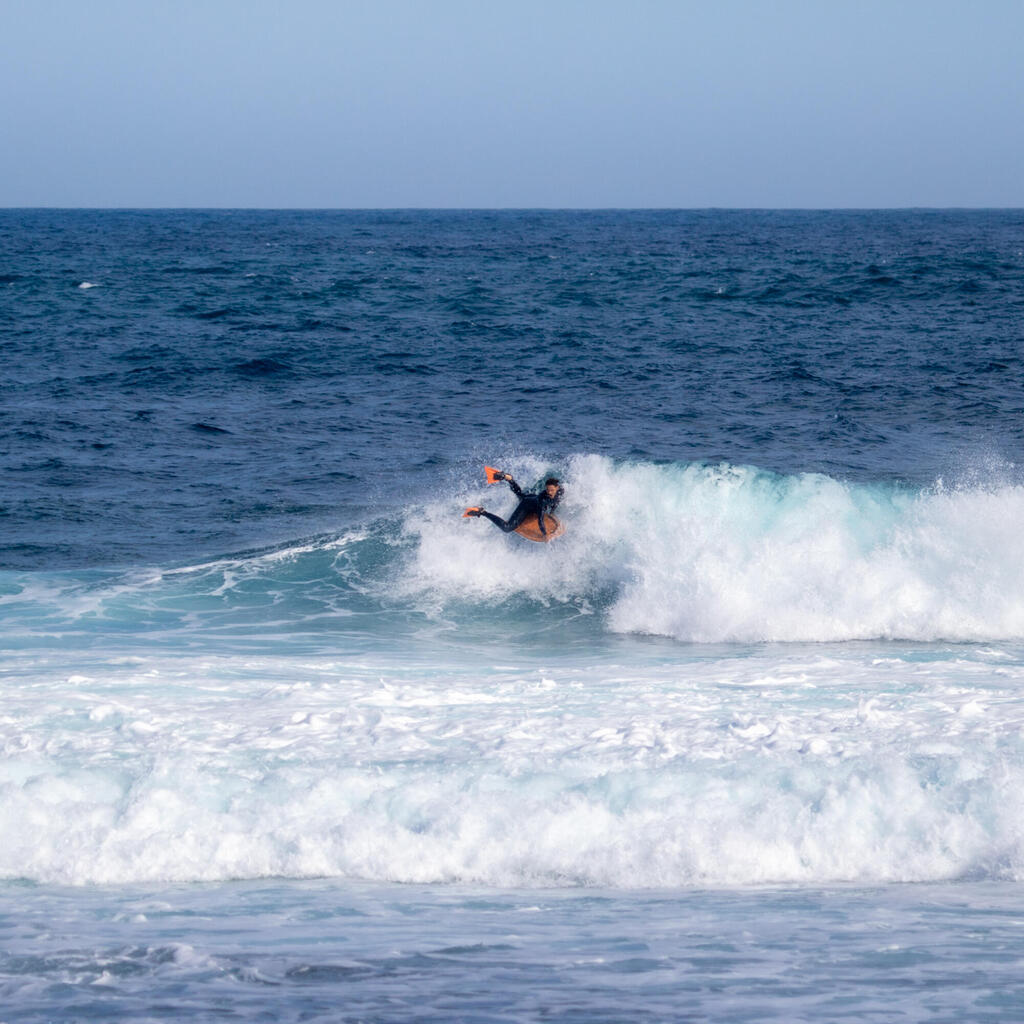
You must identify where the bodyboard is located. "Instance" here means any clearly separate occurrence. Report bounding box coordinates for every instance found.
[514,513,564,543]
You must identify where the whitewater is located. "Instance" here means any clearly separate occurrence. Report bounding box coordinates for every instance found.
[5,454,1024,897]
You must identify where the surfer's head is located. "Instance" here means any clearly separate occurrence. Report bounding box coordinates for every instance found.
[544,478,561,499]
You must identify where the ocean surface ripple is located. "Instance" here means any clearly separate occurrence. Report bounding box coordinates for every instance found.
[3,209,1023,568]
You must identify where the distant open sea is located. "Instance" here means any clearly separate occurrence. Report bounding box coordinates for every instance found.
[3,209,1024,1022]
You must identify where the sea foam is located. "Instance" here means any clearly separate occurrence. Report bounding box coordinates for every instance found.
[6,457,1024,888]
[5,457,1023,648]
[403,455,1024,643]
[3,647,1024,888]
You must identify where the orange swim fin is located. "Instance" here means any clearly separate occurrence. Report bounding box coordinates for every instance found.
[463,506,483,518]
[484,466,503,484]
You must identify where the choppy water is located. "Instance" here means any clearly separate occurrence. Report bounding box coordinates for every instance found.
[7,881,1024,1023]
[3,209,1024,1021]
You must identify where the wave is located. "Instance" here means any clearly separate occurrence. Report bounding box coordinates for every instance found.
[6,456,1024,889]
[401,454,1024,644]
[4,455,1024,647]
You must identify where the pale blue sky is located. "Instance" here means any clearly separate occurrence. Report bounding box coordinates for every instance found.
[3,0,1022,207]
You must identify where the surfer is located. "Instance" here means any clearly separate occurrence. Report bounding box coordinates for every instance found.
[465,471,564,537]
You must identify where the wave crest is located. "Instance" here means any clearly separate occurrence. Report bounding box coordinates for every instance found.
[400,455,1024,643]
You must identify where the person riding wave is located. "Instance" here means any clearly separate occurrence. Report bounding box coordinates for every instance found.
[465,472,563,537]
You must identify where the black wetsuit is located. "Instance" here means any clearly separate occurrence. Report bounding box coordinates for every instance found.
[480,477,563,536]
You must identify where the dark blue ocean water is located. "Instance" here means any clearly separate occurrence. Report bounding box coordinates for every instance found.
[4,209,1023,569]
[5,210,1024,1023]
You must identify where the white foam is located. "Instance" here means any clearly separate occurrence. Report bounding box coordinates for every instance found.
[4,647,1024,888]
[7,458,1024,888]
[401,455,1024,643]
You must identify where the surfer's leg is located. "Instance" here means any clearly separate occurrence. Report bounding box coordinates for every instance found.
[503,499,535,531]
[474,498,534,533]
[477,510,517,533]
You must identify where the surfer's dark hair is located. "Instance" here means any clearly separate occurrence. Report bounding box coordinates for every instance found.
[545,477,560,487]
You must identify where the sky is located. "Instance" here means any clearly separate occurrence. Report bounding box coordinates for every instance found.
[2,0,1022,208]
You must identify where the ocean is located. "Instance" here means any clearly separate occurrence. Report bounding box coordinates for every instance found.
[3,208,1024,1021]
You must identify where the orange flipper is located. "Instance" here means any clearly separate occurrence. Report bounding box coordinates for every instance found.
[484,466,503,484]
[463,506,483,518]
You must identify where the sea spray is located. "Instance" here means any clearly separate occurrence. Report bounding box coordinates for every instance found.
[402,455,1024,643]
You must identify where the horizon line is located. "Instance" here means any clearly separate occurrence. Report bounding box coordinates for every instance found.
[3,205,1023,213]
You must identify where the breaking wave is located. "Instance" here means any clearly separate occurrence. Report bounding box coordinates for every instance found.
[403,454,1024,643]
